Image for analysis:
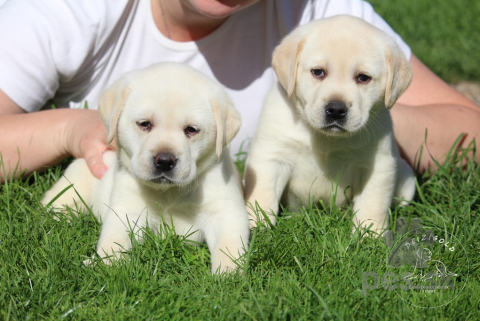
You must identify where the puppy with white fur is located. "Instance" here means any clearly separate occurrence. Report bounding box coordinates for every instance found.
[245,15,416,233]
[42,63,249,273]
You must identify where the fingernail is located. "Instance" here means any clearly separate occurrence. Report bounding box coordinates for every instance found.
[98,166,108,178]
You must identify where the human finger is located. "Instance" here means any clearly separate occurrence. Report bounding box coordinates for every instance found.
[84,144,108,179]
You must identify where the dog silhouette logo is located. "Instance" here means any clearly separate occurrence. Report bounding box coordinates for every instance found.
[378,216,469,308]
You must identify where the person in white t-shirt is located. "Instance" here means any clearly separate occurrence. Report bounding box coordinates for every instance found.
[0,0,478,182]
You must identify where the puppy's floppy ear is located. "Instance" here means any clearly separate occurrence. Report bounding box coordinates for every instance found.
[384,45,413,109]
[272,31,306,98]
[211,97,242,160]
[98,79,131,144]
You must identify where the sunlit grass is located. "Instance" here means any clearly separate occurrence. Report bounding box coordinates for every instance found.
[1,0,480,318]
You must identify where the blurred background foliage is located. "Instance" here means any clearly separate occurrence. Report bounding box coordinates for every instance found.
[368,0,480,83]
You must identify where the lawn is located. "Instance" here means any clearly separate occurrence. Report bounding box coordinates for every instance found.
[368,0,480,83]
[1,0,480,319]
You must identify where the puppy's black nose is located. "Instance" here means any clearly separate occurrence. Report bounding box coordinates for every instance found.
[325,101,348,121]
[154,153,176,172]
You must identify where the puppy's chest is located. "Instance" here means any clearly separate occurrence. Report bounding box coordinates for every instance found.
[286,149,371,206]
[136,191,205,238]
[143,190,200,218]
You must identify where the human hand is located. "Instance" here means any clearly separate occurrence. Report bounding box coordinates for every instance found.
[63,109,117,179]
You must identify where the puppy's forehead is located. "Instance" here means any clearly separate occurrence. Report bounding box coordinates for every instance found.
[304,35,382,64]
[125,72,215,120]
[301,19,386,73]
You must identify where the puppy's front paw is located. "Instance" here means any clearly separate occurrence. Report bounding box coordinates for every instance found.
[210,242,246,275]
[211,258,240,274]
[83,251,125,267]
[247,205,276,229]
[83,257,96,267]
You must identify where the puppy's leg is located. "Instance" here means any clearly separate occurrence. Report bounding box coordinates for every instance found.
[94,208,148,264]
[201,208,249,274]
[244,160,291,228]
[42,151,116,217]
[41,158,95,214]
[352,157,397,235]
[394,158,416,206]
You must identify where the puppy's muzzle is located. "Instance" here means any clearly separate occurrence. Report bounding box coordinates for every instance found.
[154,153,177,173]
[325,101,348,123]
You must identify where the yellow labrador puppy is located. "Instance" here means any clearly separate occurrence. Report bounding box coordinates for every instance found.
[245,15,415,234]
[42,63,249,273]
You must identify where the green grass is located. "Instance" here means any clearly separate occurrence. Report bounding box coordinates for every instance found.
[367,0,480,83]
[2,0,480,319]
[1,140,480,319]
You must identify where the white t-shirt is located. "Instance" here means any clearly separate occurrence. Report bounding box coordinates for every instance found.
[0,0,410,154]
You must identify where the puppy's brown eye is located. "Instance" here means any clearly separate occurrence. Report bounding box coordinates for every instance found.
[356,74,371,84]
[184,126,199,137]
[311,69,326,79]
[137,121,152,132]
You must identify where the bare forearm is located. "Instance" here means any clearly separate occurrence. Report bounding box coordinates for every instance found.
[391,103,480,173]
[0,108,106,181]
[0,109,74,179]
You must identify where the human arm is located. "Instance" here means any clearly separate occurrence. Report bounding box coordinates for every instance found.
[0,0,132,182]
[391,55,480,173]
[0,89,111,182]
